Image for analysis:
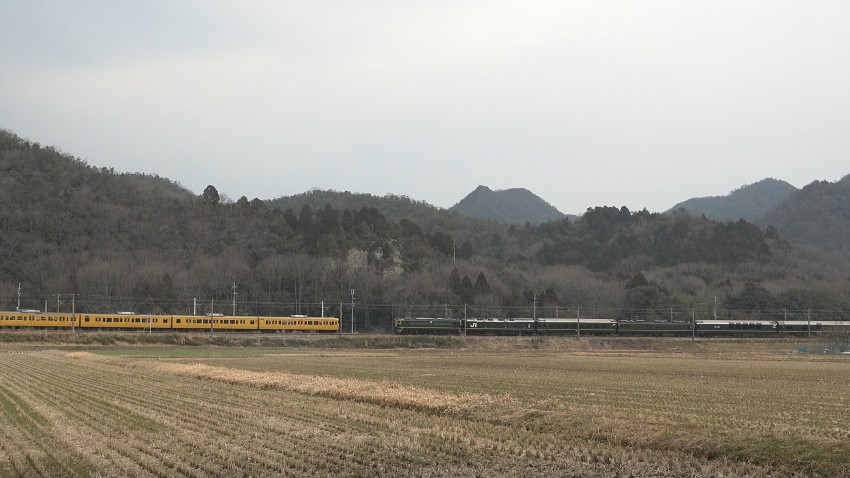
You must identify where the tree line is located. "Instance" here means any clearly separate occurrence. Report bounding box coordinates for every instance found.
[2,129,850,330]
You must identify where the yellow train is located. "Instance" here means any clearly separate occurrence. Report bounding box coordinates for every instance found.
[0,310,340,333]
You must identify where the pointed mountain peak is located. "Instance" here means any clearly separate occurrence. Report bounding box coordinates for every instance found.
[450,185,564,224]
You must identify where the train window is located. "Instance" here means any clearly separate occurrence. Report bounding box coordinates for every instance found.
[250,320,255,325]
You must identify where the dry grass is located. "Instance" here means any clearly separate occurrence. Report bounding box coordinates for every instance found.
[143,361,514,414]
[2,342,849,477]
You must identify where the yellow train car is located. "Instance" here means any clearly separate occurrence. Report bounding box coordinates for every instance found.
[80,312,172,330]
[171,315,258,331]
[258,315,340,333]
[0,311,78,328]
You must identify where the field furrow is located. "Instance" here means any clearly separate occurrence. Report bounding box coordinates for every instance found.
[2,345,849,477]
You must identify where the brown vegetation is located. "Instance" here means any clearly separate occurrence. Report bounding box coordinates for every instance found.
[1,340,848,477]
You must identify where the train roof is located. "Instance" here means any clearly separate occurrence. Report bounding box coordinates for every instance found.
[777,320,848,326]
[402,317,461,321]
[536,318,616,324]
[464,317,535,322]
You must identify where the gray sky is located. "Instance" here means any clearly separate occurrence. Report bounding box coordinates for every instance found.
[2,1,849,214]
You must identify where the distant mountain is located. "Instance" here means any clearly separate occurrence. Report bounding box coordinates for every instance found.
[449,185,565,224]
[758,177,850,259]
[667,178,798,221]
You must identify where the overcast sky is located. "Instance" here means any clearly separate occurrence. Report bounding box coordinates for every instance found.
[2,1,849,214]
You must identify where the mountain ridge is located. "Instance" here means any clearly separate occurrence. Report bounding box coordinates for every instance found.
[449,185,565,224]
[666,178,798,221]
[757,177,850,259]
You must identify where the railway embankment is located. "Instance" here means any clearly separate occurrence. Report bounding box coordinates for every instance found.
[1,330,848,356]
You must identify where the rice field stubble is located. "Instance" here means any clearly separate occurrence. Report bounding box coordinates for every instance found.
[0,341,848,477]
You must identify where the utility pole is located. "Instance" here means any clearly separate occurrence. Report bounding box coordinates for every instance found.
[351,289,354,335]
[533,293,537,321]
[807,308,811,338]
[71,293,76,332]
[691,308,695,341]
[463,303,467,337]
[232,282,238,316]
[350,289,355,334]
[577,305,581,338]
[713,296,718,320]
[16,283,21,311]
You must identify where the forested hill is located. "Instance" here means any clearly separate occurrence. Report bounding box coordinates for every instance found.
[449,185,566,224]
[757,176,850,259]
[2,129,849,323]
[666,178,798,221]
[265,189,497,237]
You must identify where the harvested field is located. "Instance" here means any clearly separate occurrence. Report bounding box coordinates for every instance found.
[0,340,848,477]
